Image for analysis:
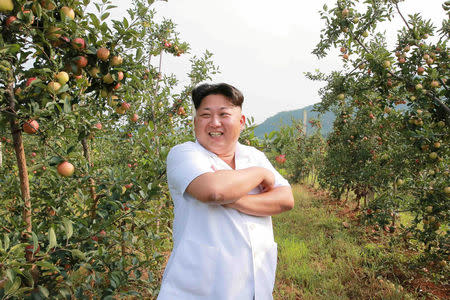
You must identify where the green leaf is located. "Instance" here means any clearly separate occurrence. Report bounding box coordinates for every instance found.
[136,48,143,61]
[48,227,57,250]
[101,12,110,21]
[5,277,21,296]
[62,218,73,240]
[71,249,86,260]
[4,234,10,250]
[35,260,59,272]
[31,231,39,253]
[38,285,50,298]
[48,156,63,166]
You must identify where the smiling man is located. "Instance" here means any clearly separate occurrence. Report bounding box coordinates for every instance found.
[157,83,294,300]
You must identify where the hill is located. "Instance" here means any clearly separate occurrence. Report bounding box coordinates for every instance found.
[253,104,335,138]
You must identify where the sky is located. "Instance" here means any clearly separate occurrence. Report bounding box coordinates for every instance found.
[110,0,446,124]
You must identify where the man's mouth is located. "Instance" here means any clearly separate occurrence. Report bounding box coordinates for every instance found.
[209,132,223,137]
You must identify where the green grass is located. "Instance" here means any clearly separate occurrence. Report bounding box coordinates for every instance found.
[272,184,420,300]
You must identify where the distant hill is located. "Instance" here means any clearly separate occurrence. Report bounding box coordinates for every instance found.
[253,104,335,138]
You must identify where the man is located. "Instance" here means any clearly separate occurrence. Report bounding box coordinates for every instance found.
[157,83,294,300]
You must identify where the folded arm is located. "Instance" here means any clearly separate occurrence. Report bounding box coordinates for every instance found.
[186,166,275,205]
[223,186,294,216]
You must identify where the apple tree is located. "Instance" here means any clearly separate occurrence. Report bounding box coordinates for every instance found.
[308,0,449,266]
[0,0,217,297]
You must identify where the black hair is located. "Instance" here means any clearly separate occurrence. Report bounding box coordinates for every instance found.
[191,83,244,110]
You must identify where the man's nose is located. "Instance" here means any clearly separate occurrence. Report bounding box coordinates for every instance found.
[209,115,221,126]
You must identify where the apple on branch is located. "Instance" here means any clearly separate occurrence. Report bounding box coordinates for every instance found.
[23,119,39,134]
[57,161,75,177]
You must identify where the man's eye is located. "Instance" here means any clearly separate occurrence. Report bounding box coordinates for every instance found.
[221,113,230,117]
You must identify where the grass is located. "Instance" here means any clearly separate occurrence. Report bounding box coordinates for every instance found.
[272,184,430,300]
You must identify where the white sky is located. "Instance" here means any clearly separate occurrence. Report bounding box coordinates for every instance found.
[110,0,446,124]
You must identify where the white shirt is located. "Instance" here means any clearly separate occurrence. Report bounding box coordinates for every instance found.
[157,140,290,300]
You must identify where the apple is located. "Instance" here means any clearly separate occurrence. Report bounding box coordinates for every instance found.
[47,81,61,93]
[23,120,39,134]
[396,179,404,186]
[433,141,441,148]
[57,161,74,177]
[340,47,347,53]
[55,71,69,85]
[429,152,438,160]
[113,82,121,90]
[96,47,110,61]
[383,60,391,68]
[362,31,369,37]
[337,93,345,100]
[177,106,186,116]
[117,71,124,81]
[342,54,349,60]
[430,80,439,88]
[352,17,359,23]
[398,57,406,63]
[0,0,13,11]
[417,66,425,75]
[40,0,55,10]
[115,106,126,114]
[121,102,130,111]
[5,16,17,26]
[426,58,434,65]
[425,206,433,213]
[88,67,100,78]
[102,73,114,84]
[93,122,102,130]
[60,6,75,20]
[26,77,37,87]
[275,154,286,164]
[110,55,123,66]
[125,183,133,189]
[415,83,423,90]
[25,244,40,254]
[47,26,62,40]
[404,45,410,52]
[341,8,349,17]
[130,113,139,122]
[444,187,450,195]
[71,37,86,50]
[31,152,37,157]
[74,56,88,68]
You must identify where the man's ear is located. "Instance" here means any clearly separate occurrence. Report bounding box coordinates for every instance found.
[240,114,246,131]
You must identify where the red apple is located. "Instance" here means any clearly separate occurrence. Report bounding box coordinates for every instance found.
[177,106,186,116]
[275,154,286,164]
[117,71,124,81]
[93,122,102,130]
[74,56,88,68]
[31,152,37,157]
[121,102,130,110]
[71,37,86,50]
[26,77,37,87]
[130,113,139,122]
[417,66,425,75]
[57,161,74,177]
[40,0,56,10]
[23,119,39,134]
[96,47,110,61]
[5,16,17,26]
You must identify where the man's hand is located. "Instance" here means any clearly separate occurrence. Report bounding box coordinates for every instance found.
[224,186,294,217]
[186,166,275,204]
[259,169,275,193]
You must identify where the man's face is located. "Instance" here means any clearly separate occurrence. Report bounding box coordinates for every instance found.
[194,94,245,157]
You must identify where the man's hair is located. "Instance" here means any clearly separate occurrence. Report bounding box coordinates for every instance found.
[191,83,244,110]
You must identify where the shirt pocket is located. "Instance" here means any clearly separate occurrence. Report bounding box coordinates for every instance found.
[166,239,218,296]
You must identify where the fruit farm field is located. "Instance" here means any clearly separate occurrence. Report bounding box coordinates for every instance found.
[0,0,448,298]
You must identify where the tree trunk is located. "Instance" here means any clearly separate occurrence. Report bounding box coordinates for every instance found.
[6,83,32,261]
[81,138,98,219]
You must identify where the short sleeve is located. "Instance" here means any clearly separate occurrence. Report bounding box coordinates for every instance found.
[255,150,290,188]
[166,142,214,195]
